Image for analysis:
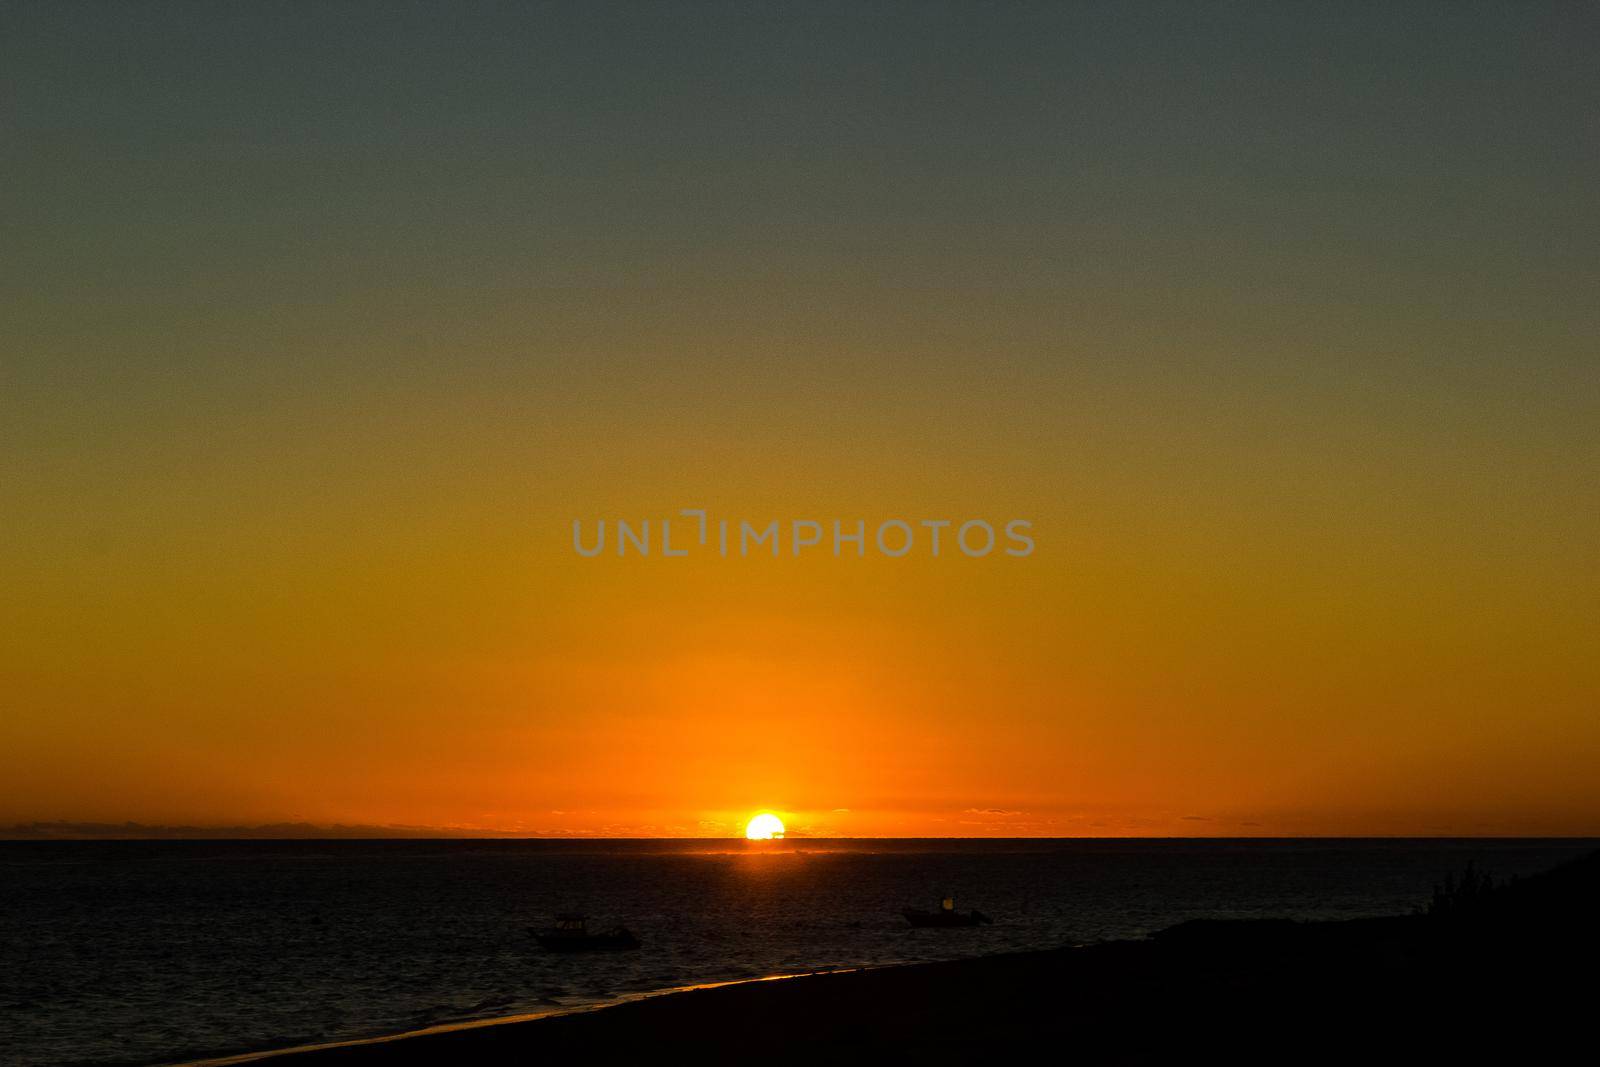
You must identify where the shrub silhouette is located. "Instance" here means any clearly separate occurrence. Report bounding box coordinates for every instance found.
[1427,861,1503,918]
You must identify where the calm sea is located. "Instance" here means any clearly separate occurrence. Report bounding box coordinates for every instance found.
[2,838,1592,1066]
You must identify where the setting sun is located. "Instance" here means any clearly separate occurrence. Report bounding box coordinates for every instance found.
[745,814,785,840]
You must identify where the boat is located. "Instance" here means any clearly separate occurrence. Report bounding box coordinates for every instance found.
[530,914,641,952]
[903,896,993,928]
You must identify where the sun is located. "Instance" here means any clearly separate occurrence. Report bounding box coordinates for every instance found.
[745,813,785,840]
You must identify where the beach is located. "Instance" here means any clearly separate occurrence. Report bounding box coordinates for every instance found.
[199,848,1599,1066]
[19,838,1581,1066]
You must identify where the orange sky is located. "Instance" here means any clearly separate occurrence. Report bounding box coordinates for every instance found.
[3,6,1598,837]
[5,432,1596,836]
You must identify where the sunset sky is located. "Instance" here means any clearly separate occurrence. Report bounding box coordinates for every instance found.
[4,3,1597,837]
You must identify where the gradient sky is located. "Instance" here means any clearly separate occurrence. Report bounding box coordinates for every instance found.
[3,2,1597,836]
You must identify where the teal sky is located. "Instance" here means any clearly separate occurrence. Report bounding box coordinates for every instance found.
[7,3,1595,355]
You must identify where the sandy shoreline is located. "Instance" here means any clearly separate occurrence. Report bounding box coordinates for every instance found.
[158,931,1464,1064]
[170,969,873,1067]
[165,848,1599,1065]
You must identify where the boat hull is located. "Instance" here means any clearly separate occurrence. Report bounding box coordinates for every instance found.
[531,928,641,952]
[903,908,992,928]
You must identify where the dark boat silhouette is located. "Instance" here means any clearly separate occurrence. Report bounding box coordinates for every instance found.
[903,896,993,928]
[531,914,641,952]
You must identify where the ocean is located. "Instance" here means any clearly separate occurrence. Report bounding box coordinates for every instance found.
[2,838,1592,1066]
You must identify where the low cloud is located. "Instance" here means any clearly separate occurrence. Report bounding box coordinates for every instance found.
[0,821,507,840]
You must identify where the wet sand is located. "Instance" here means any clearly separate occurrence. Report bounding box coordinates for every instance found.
[198,850,1599,1065]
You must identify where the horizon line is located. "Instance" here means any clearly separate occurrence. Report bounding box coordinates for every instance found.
[7,831,1600,842]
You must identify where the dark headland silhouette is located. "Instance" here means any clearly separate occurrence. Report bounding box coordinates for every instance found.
[257,847,1600,1066]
